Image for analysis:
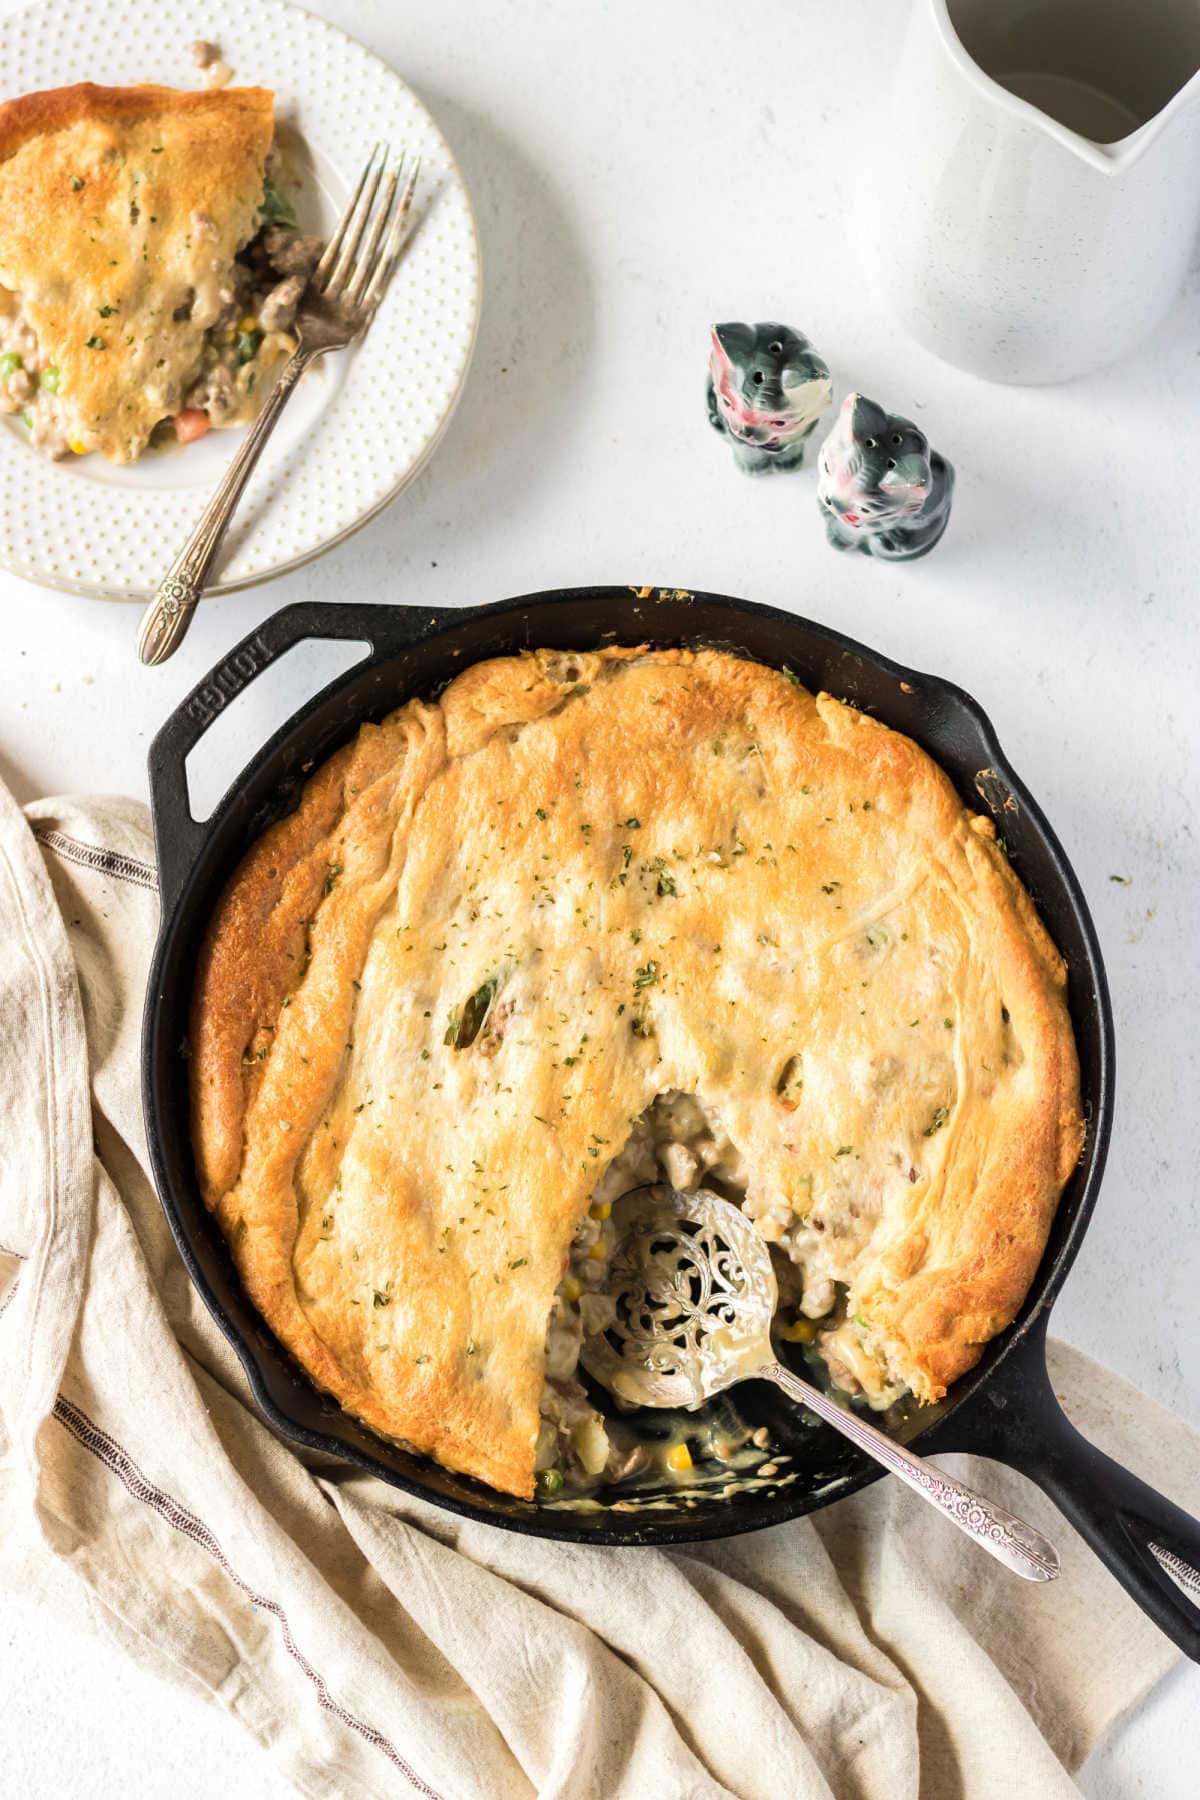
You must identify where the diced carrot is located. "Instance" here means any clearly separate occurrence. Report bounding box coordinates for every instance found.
[174,407,211,444]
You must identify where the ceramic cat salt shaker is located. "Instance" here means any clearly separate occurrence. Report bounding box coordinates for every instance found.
[707,322,832,473]
[817,392,954,561]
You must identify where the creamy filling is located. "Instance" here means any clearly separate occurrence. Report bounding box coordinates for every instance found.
[0,303,70,456]
[0,142,323,460]
[173,175,323,435]
[536,1088,906,1500]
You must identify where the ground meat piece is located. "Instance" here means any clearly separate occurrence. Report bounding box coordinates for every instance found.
[191,39,220,68]
[820,1338,863,1396]
[800,1275,836,1319]
[185,356,240,426]
[603,1442,649,1483]
[0,311,37,367]
[257,274,305,332]
[30,396,70,458]
[262,227,323,279]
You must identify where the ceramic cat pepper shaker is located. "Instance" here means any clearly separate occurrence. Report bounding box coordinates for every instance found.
[817,393,954,560]
[707,322,832,473]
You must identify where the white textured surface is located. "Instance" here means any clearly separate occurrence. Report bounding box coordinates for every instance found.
[0,0,1196,1793]
[0,0,479,597]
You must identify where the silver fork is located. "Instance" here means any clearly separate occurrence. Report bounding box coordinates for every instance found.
[136,147,420,667]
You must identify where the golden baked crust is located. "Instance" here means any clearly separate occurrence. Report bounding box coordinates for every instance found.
[190,648,1083,1497]
[0,83,273,460]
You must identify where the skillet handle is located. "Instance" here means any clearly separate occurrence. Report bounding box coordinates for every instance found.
[927,1316,1200,1661]
[146,601,441,912]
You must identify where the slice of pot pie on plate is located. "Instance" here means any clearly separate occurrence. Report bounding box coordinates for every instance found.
[190,648,1084,1501]
[0,82,322,461]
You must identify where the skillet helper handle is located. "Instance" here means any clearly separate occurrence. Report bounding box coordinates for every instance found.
[764,1362,1060,1582]
[146,600,433,913]
[930,1319,1200,1661]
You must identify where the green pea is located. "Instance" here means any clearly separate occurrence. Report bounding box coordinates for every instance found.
[40,366,60,394]
[535,1467,564,1499]
[0,351,22,379]
[235,328,262,365]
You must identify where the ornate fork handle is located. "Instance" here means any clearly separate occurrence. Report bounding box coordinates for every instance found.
[136,346,318,666]
[763,1360,1061,1582]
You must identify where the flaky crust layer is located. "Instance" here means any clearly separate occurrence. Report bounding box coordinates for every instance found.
[0,83,272,460]
[190,649,1084,1497]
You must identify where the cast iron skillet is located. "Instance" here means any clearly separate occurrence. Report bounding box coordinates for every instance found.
[143,587,1200,1658]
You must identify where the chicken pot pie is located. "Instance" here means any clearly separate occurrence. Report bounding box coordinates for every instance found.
[190,647,1084,1500]
[0,82,322,460]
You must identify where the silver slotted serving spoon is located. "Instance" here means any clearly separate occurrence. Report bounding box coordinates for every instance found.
[580,1185,1061,1582]
[136,146,420,667]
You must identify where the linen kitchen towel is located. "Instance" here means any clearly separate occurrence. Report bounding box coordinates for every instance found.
[1,776,1198,1800]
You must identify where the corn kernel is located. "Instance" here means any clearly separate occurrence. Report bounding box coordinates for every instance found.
[666,1442,692,1473]
[562,1276,582,1303]
[588,1239,608,1261]
[238,313,258,332]
[68,439,89,455]
[589,1200,611,1221]
[779,1316,818,1344]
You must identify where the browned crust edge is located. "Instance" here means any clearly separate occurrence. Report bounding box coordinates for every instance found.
[0,83,275,163]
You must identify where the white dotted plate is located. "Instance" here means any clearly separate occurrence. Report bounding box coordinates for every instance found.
[0,0,480,599]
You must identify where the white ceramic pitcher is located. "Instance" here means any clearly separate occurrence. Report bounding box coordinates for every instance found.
[861,0,1200,383]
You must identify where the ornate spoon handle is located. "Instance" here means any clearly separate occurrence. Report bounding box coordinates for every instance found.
[136,346,317,666]
[763,1360,1061,1582]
